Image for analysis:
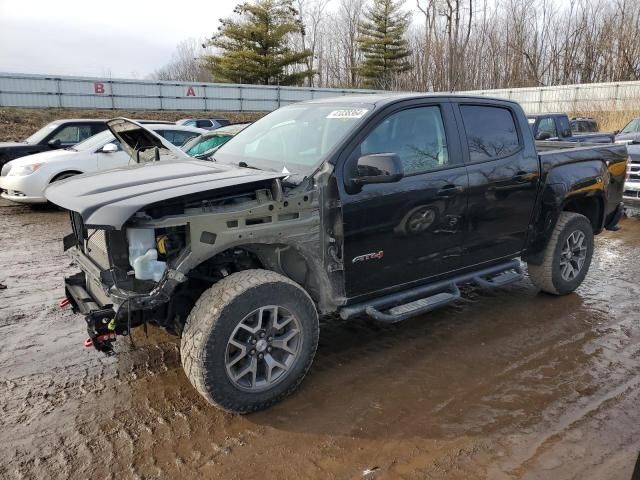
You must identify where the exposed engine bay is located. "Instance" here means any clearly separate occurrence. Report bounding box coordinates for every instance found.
[63,172,342,353]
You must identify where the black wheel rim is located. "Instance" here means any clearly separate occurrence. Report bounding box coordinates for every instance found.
[225,306,302,392]
[560,230,587,281]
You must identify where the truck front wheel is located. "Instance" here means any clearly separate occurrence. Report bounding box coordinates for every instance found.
[180,269,319,413]
[527,212,594,295]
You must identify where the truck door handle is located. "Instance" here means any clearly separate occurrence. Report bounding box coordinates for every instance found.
[437,185,464,197]
[512,171,533,183]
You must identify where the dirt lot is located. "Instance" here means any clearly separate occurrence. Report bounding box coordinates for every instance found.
[0,198,639,479]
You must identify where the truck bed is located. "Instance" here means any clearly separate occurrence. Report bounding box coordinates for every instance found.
[536,140,628,160]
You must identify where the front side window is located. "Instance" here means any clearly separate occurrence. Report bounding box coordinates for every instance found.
[538,117,557,138]
[460,105,521,161]
[621,118,640,134]
[196,120,213,128]
[50,125,93,144]
[72,130,117,152]
[357,106,450,175]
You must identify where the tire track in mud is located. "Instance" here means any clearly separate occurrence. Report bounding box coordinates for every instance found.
[2,199,640,479]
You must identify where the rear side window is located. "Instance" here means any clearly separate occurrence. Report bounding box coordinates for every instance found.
[196,120,213,128]
[460,105,520,162]
[160,130,200,146]
[557,116,571,137]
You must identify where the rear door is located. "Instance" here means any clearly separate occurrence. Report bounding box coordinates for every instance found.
[339,100,469,298]
[454,101,540,266]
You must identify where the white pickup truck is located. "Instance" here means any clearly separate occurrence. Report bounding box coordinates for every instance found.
[623,143,640,209]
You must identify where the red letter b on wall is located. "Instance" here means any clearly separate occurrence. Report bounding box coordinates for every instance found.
[94,82,105,94]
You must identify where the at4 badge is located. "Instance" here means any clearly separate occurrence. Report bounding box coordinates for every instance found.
[352,250,384,263]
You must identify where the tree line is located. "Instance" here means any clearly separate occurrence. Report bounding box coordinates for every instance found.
[150,0,640,92]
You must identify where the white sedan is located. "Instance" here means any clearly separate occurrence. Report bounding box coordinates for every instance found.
[0,124,205,204]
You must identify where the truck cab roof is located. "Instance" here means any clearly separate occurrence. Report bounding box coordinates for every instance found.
[304,93,519,108]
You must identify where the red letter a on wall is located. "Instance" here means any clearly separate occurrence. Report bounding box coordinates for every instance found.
[186,86,196,96]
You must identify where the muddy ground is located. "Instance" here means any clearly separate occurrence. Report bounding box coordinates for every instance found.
[0,198,639,479]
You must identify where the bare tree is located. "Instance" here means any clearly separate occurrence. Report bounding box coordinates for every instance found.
[152,0,640,91]
[148,39,213,82]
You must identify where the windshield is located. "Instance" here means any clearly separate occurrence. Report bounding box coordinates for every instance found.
[214,103,372,175]
[72,130,116,152]
[621,118,640,134]
[183,134,233,157]
[24,122,59,144]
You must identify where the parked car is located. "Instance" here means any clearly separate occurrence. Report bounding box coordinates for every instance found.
[623,143,640,209]
[0,119,108,170]
[528,113,614,143]
[177,118,231,130]
[0,124,204,204]
[181,123,250,159]
[47,95,626,413]
[570,117,599,133]
[0,119,175,170]
[615,117,640,143]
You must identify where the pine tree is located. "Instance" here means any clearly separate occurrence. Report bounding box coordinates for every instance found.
[357,0,411,89]
[205,0,313,86]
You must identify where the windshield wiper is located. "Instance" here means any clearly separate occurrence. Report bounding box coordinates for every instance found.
[238,161,261,170]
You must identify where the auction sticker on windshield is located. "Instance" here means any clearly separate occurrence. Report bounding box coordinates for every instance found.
[327,109,368,119]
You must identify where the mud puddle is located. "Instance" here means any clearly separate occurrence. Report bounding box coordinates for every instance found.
[1,198,639,479]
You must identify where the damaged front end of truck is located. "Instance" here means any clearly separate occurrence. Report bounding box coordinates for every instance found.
[46,119,340,353]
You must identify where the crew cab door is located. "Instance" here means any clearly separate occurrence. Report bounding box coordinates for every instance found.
[339,101,469,298]
[453,101,540,265]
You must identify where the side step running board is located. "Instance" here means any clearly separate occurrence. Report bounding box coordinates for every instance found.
[473,264,524,288]
[365,283,461,323]
[339,259,523,324]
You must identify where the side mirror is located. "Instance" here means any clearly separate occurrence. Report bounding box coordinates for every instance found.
[536,132,551,141]
[48,138,62,148]
[614,130,620,135]
[352,153,404,187]
[101,143,118,153]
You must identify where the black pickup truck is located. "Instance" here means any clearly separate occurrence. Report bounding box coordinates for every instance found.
[46,95,627,413]
[528,113,614,143]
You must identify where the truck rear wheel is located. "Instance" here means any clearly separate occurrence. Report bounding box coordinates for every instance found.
[180,269,319,413]
[527,212,594,295]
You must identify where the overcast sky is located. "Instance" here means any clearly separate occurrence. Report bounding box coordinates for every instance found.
[0,0,240,78]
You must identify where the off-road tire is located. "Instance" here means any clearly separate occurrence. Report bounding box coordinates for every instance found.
[527,212,594,295]
[180,269,319,413]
